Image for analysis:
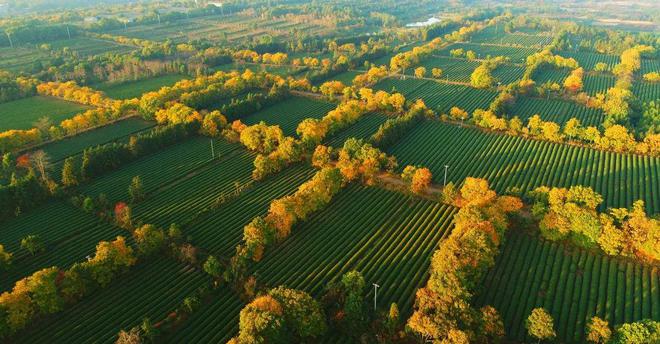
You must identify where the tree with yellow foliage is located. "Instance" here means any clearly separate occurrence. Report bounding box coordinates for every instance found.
[414,67,426,78]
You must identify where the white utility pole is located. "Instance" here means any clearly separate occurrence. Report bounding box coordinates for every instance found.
[443,165,449,186]
[66,25,71,39]
[372,283,380,311]
[157,14,161,24]
[6,32,12,48]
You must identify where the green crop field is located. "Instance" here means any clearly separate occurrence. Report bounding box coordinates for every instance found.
[633,81,660,103]
[375,78,498,114]
[533,67,570,85]
[374,78,497,114]
[95,74,188,99]
[78,137,238,203]
[437,43,539,63]
[317,70,362,86]
[254,184,457,316]
[325,112,389,147]
[640,58,659,74]
[388,120,659,213]
[41,117,154,163]
[132,150,255,228]
[0,96,90,131]
[470,26,552,47]
[213,63,306,77]
[47,37,137,57]
[583,73,616,95]
[184,164,316,257]
[477,232,660,343]
[0,46,53,73]
[241,96,335,136]
[0,201,124,291]
[510,96,605,127]
[558,51,620,71]
[166,287,244,343]
[418,56,479,82]
[17,259,206,344]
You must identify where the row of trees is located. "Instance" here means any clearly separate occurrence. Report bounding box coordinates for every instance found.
[0,73,38,104]
[407,177,523,342]
[528,185,659,265]
[0,236,136,337]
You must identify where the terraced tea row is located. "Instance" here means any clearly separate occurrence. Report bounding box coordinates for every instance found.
[511,96,604,127]
[185,164,316,257]
[476,233,660,343]
[241,96,335,136]
[375,78,497,114]
[0,201,125,291]
[254,185,457,316]
[79,137,238,203]
[17,259,206,344]
[133,149,256,228]
[388,120,659,213]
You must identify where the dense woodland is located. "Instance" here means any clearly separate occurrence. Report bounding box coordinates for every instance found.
[0,0,658,343]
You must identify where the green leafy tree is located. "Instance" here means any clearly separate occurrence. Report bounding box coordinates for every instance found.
[133,224,165,256]
[203,255,223,279]
[0,245,12,270]
[61,157,79,187]
[129,176,145,203]
[21,235,45,255]
[611,319,659,344]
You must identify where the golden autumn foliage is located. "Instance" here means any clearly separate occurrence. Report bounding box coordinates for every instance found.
[408,177,520,342]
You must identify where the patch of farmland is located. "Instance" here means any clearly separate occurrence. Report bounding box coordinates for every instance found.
[184,164,315,257]
[492,64,526,85]
[375,78,497,114]
[0,95,90,131]
[418,56,480,83]
[254,185,457,317]
[558,51,620,71]
[633,81,660,103]
[640,58,659,75]
[476,232,660,343]
[0,46,52,73]
[241,96,335,136]
[212,63,306,77]
[47,37,137,57]
[132,149,255,228]
[166,286,244,343]
[40,117,154,163]
[17,259,206,344]
[388,120,659,213]
[325,112,389,147]
[413,79,497,114]
[583,73,616,95]
[470,30,552,48]
[510,96,605,127]
[95,74,188,99]
[0,201,124,291]
[78,137,238,203]
[532,67,570,85]
[315,70,362,86]
[437,43,539,63]
[373,77,428,97]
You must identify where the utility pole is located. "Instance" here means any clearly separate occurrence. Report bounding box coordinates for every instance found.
[6,32,12,48]
[66,25,71,39]
[210,139,215,158]
[157,14,161,25]
[372,283,380,311]
[443,165,449,186]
